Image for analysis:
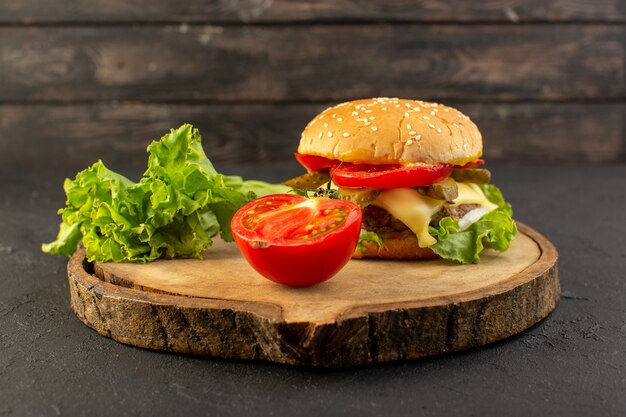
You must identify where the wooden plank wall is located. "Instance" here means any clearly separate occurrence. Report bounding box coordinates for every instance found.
[1,0,624,171]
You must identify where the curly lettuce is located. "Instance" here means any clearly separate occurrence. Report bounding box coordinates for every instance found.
[428,184,517,264]
[356,231,384,253]
[42,124,289,263]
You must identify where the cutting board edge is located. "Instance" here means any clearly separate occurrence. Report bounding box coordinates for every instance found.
[66,223,560,367]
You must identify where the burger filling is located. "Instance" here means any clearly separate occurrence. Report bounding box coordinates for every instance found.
[363,204,481,235]
[362,183,499,248]
[283,163,517,264]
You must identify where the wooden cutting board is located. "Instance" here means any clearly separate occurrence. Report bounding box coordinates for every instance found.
[67,223,559,367]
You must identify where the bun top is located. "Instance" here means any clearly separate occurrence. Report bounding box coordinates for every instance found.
[297,98,482,165]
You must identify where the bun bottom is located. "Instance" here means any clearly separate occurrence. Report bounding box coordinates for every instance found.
[352,234,439,260]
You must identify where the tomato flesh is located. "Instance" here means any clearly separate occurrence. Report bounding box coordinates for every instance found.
[331,163,453,189]
[295,153,336,172]
[231,194,361,287]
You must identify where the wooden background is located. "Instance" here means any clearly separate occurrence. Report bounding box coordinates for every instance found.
[1,0,625,171]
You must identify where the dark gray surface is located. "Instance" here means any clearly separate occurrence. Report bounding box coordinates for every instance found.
[0,163,624,417]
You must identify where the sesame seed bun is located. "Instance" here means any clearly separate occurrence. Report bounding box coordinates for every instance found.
[298,98,482,166]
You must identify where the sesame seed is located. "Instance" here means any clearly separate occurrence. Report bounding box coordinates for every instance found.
[405,103,412,108]
[364,122,371,126]
[323,123,328,127]
[443,108,449,112]
[371,126,378,131]
[320,115,325,119]
[430,111,436,116]
[352,111,358,116]
[337,117,343,122]
[409,131,417,136]
[364,109,372,114]
[423,116,430,120]
[404,112,410,117]
[342,132,350,137]
[332,114,336,118]
[369,116,375,120]
[406,139,414,145]
[318,132,322,139]
[437,127,442,133]
[382,107,387,110]
[407,124,412,130]
[415,134,422,140]
[395,104,401,108]
[328,132,333,137]
[428,123,435,129]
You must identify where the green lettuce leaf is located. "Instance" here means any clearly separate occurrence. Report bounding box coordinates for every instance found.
[356,231,384,253]
[428,184,517,264]
[42,124,289,263]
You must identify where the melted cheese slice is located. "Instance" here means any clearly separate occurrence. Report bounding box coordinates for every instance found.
[453,183,498,211]
[372,183,498,248]
[372,188,443,247]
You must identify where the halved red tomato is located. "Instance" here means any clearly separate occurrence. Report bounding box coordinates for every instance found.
[231,194,362,287]
[331,163,453,189]
[294,153,336,172]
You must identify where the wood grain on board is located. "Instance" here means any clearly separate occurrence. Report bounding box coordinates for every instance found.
[68,224,560,367]
[2,0,623,23]
[1,25,622,102]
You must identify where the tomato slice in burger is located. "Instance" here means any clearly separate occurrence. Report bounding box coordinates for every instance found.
[331,163,453,189]
[231,194,361,287]
[457,159,485,169]
[295,153,336,172]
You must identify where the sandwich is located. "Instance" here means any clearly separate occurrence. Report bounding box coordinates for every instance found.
[285,98,517,264]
